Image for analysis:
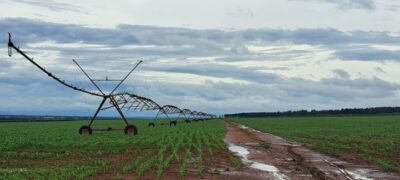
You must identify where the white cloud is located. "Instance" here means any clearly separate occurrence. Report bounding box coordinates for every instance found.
[0,0,399,31]
[290,0,376,10]
[1,2,400,115]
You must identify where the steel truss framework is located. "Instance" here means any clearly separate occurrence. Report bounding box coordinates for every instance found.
[105,95,204,127]
[7,33,217,135]
[155,105,183,126]
[181,109,194,123]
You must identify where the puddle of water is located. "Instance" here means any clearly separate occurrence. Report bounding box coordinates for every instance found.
[238,124,266,135]
[238,125,250,130]
[252,129,262,133]
[227,143,288,180]
[228,144,249,158]
[334,169,373,180]
[250,161,288,180]
[251,162,278,172]
[346,169,373,180]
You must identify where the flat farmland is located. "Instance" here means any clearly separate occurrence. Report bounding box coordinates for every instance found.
[233,115,400,173]
[0,120,232,179]
[1,116,399,179]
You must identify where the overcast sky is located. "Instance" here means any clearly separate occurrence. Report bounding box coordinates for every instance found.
[1,0,400,116]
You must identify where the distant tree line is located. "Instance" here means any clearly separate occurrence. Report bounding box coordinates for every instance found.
[0,115,91,122]
[0,115,114,122]
[0,115,152,122]
[225,107,400,118]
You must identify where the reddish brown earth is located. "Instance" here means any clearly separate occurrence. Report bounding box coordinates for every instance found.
[225,121,400,180]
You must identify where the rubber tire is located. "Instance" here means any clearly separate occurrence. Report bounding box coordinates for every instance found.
[148,122,155,127]
[124,125,138,135]
[79,125,92,135]
[170,121,177,126]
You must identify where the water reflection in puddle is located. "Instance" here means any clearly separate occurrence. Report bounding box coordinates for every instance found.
[227,143,288,180]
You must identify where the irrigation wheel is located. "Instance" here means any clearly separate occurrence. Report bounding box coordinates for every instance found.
[169,121,177,126]
[124,125,138,135]
[148,122,155,127]
[79,125,92,135]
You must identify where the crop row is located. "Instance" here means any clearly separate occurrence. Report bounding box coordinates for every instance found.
[0,119,227,179]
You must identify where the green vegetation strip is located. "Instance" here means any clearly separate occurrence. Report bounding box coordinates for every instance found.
[0,120,226,179]
[233,116,400,172]
[0,160,107,179]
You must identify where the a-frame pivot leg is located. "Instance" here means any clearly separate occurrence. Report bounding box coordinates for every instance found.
[79,97,108,135]
[110,96,137,135]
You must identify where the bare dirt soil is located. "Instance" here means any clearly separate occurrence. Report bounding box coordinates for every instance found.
[224,121,400,180]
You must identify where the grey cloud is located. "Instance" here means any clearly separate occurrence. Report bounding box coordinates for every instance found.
[145,63,281,84]
[215,49,313,62]
[3,18,400,115]
[0,60,13,71]
[375,67,386,73]
[334,47,400,61]
[321,76,399,91]
[324,0,375,10]
[282,76,399,101]
[3,18,400,65]
[2,58,399,114]
[140,61,400,107]
[3,0,82,12]
[290,0,375,10]
[3,18,400,48]
[53,75,400,114]
[332,69,350,79]
[226,7,254,18]
[230,45,250,54]
[1,18,139,45]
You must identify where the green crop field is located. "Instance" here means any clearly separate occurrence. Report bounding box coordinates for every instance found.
[0,120,227,179]
[2,116,399,179]
[233,115,400,172]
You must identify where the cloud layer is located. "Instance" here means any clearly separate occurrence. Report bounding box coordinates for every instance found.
[1,18,400,116]
[290,0,376,10]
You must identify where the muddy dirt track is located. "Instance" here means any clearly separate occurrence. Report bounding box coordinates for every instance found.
[223,121,400,180]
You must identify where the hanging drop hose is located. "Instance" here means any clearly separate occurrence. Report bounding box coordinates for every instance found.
[8,33,12,57]
[8,45,12,57]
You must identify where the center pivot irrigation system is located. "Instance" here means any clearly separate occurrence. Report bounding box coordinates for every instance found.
[7,33,217,135]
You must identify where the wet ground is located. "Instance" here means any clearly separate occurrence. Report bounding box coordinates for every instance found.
[224,121,400,180]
